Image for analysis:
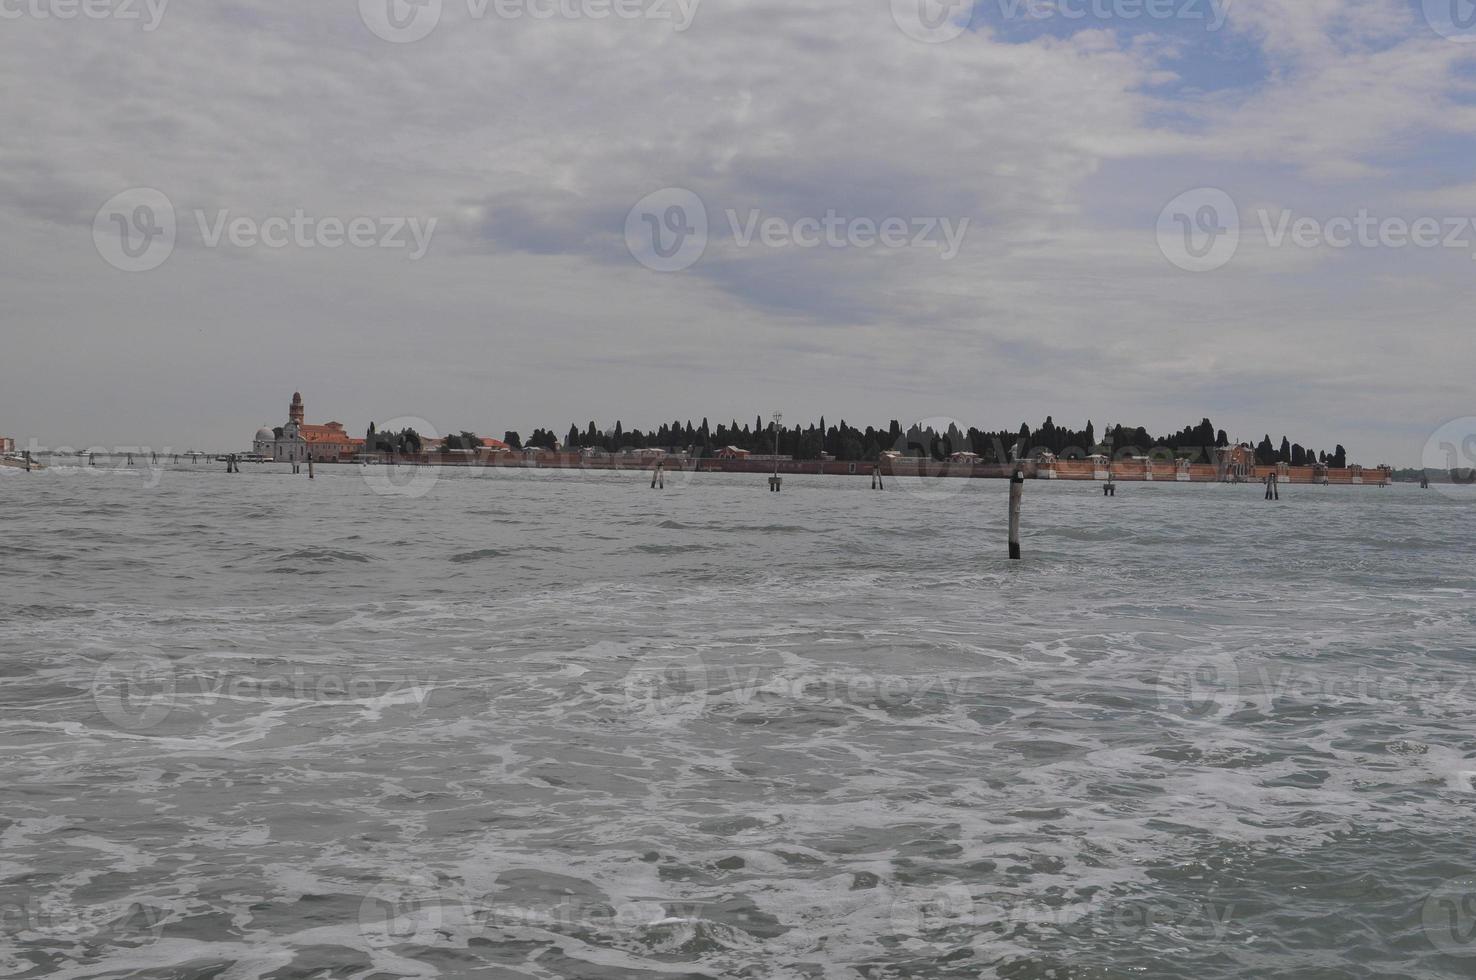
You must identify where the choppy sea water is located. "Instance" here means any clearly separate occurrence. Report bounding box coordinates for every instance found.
[3,461,1476,979]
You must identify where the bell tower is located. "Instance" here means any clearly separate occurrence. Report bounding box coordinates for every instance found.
[289,391,304,426]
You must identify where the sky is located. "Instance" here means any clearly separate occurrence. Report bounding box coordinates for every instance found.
[2,0,1474,465]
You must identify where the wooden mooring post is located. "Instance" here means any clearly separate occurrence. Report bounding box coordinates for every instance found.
[871,466,883,490]
[1008,468,1024,560]
[1264,472,1279,501]
[651,461,664,489]
[307,457,315,480]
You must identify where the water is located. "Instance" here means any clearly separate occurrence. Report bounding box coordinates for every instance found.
[3,462,1475,978]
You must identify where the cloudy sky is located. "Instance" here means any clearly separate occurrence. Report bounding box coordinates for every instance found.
[3,0,1473,464]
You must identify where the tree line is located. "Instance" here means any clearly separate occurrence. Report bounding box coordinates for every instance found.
[367,415,1348,466]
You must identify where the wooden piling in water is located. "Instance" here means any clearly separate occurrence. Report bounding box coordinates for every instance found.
[1264,472,1279,500]
[308,457,315,479]
[1008,469,1023,560]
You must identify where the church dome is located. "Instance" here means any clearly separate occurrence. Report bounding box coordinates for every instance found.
[254,427,275,443]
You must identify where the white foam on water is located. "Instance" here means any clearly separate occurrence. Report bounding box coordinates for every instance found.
[4,480,1475,977]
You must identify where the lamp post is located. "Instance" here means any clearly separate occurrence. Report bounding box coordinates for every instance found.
[769,411,783,492]
[772,412,782,472]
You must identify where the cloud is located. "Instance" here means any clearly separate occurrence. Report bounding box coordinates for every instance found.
[0,0,1473,463]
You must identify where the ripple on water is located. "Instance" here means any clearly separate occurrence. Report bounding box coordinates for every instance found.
[0,478,1472,979]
